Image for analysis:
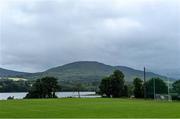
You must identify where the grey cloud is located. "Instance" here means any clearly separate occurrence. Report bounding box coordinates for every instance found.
[0,0,180,77]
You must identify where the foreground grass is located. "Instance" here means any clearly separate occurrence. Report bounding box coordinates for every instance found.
[0,98,180,118]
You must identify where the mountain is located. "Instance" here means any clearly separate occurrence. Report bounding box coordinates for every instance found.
[0,61,171,91]
[25,61,169,82]
[0,68,29,77]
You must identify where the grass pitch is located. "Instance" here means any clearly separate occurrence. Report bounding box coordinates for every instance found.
[0,98,179,118]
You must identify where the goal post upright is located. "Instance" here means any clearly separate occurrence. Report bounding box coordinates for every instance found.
[144,67,146,99]
[153,77,156,100]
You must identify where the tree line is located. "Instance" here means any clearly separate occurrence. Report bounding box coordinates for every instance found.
[0,79,29,92]
[25,70,180,100]
[3,69,179,100]
[24,77,85,98]
[99,70,180,100]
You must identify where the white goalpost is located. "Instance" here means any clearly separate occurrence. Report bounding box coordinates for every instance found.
[155,94,172,101]
[154,79,172,101]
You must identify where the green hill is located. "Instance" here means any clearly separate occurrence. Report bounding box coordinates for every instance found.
[23,61,168,90]
[0,68,28,77]
[27,61,167,81]
[0,61,170,91]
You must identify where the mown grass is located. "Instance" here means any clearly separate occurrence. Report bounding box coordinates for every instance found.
[0,98,180,118]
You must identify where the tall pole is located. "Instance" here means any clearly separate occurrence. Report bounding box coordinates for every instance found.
[168,79,171,101]
[168,79,169,95]
[153,78,156,100]
[144,67,146,99]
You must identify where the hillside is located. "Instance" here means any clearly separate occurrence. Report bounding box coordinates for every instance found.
[0,61,168,82]
[0,61,170,91]
[24,61,168,84]
[0,68,28,77]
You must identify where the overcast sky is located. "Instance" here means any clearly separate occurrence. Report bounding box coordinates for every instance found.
[0,0,180,77]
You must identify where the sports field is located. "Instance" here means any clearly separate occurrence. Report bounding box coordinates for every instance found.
[0,98,179,118]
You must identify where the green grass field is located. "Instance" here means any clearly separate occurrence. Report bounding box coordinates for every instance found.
[0,98,180,118]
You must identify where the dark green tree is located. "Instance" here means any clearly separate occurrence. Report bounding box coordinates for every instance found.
[119,84,134,97]
[146,77,168,98]
[0,80,29,92]
[133,78,144,98]
[123,85,129,97]
[111,70,125,97]
[99,70,126,98]
[172,80,180,94]
[25,77,60,99]
[99,77,111,97]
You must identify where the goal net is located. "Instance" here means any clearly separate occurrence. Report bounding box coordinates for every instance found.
[155,94,172,101]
